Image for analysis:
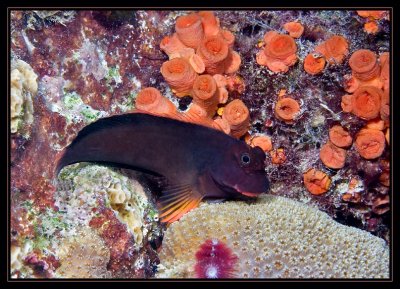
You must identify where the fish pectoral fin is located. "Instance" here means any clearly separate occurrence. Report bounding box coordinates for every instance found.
[157,183,203,224]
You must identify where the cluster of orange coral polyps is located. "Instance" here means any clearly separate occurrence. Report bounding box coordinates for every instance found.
[222,99,250,138]
[357,10,387,20]
[161,11,241,77]
[158,11,247,134]
[135,87,178,117]
[339,46,389,162]
[283,21,304,38]
[160,57,197,97]
[356,11,388,35]
[354,128,386,159]
[257,32,298,73]
[341,86,382,120]
[315,35,349,65]
[344,49,383,94]
[303,168,331,195]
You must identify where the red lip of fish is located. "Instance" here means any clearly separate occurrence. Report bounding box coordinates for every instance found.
[233,185,260,197]
[56,112,269,224]
[240,191,260,197]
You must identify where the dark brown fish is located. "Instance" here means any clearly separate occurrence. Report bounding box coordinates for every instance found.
[56,113,269,223]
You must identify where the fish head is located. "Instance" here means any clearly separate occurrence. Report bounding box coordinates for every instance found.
[211,141,269,198]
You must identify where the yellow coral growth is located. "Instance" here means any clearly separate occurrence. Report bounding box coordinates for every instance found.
[104,175,148,246]
[157,195,389,278]
[10,59,38,133]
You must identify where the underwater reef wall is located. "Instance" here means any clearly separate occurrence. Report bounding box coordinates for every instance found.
[10,9,390,279]
[157,195,389,278]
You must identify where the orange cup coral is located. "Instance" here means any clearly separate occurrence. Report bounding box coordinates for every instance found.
[192,74,219,117]
[354,128,385,159]
[224,50,241,75]
[366,118,385,131]
[364,21,379,34]
[160,57,197,97]
[135,87,177,117]
[222,99,250,138]
[303,168,331,195]
[250,135,273,152]
[220,29,235,47]
[270,148,287,165]
[160,33,187,59]
[328,125,352,148]
[188,53,206,74]
[357,10,387,20]
[216,87,229,104]
[213,116,231,134]
[198,11,220,37]
[320,141,346,169]
[343,86,382,120]
[349,49,380,81]
[380,89,389,121]
[385,128,389,145]
[175,13,204,49]
[184,103,215,128]
[379,52,390,93]
[274,97,300,124]
[283,21,304,38]
[197,35,229,75]
[303,53,326,75]
[257,32,298,73]
[315,35,349,65]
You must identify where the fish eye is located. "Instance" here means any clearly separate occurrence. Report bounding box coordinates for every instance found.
[241,153,251,165]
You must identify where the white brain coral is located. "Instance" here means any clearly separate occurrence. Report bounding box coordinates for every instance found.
[157,195,389,279]
[56,227,111,278]
[10,59,38,133]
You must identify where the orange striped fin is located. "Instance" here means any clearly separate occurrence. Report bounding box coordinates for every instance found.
[157,184,203,224]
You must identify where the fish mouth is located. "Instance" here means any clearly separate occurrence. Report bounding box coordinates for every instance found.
[233,185,260,198]
[212,176,260,199]
[239,191,260,197]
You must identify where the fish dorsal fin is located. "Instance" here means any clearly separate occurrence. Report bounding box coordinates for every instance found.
[157,183,204,224]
